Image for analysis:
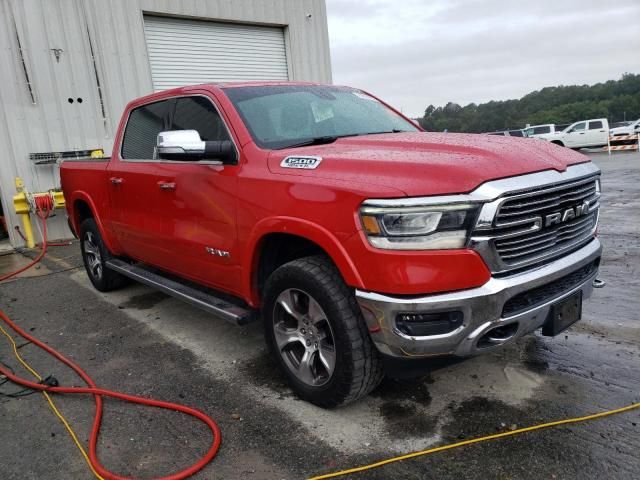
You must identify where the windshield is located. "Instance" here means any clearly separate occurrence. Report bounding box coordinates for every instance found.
[222,85,419,149]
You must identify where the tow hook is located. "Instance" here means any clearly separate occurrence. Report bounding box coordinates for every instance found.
[592,278,606,288]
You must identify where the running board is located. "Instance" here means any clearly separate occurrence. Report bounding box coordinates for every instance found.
[105,259,256,326]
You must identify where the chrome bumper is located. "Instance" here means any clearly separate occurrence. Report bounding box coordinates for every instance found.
[355,238,602,358]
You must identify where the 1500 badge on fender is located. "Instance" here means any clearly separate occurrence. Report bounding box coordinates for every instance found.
[280,156,323,169]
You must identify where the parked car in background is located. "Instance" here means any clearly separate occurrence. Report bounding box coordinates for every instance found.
[523,124,565,140]
[610,121,632,129]
[610,118,640,137]
[486,129,528,137]
[546,118,609,149]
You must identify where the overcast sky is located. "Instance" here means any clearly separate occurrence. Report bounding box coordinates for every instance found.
[325,0,640,117]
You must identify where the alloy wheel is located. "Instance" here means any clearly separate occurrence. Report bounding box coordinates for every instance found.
[83,231,103,280]
[272,288,336,387]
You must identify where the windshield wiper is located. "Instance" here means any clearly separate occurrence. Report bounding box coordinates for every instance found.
[279,130,409,149]
[364,129,407,135]
[281,134,357,149]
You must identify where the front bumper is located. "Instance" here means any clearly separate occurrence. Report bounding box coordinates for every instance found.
[355,238,602,358]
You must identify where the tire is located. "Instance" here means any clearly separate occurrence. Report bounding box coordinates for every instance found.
[79,218,129,292]
[551,140,564,147]
[262,255,383,408]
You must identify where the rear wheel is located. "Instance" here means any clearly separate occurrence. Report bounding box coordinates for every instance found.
[80,218,128,292]
[263,255,383,408]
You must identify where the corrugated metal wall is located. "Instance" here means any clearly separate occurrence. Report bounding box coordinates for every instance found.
[0,0,332,246]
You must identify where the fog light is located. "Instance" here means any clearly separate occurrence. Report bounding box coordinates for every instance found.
[395,311,463,336]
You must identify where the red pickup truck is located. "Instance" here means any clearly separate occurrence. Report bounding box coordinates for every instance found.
[61,82,602,407]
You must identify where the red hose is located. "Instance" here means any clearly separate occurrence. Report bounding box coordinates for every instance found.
[0,195,53,282]
[0,309,221,479]
[0,193,222,479]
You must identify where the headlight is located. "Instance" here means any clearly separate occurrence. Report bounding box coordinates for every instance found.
[359,203,480,250]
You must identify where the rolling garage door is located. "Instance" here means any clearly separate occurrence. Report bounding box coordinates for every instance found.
[144,16,289,91]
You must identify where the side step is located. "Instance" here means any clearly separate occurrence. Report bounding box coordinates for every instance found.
[105,259,256,326]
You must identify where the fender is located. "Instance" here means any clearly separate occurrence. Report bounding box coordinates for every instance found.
[67,191,123,255]
[243,216,365,307]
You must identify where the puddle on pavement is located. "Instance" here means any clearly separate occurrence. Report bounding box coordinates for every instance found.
[441,396,529,440]
[379,400,437,438]
[241,351,294,396]
[118,291,168,310]
[0,252,52,278]
[521,337,551,373]
[372,377,433,407]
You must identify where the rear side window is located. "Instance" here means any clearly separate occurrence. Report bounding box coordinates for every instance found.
[121,100,171,159]
[172,96,231,142]
[508,130,524,137]
[589,121,603,130]
[534,126,551,134]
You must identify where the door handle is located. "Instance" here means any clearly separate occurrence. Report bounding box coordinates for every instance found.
[158,181,176,191]
[110,177,124,185]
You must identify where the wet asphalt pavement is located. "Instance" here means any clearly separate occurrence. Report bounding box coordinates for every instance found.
[1,151,639,480]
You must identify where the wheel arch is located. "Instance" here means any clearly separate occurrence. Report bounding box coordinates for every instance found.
[68,192,121,254]
[243,217,364,307]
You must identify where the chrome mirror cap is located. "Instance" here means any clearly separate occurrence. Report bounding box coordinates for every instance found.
[156,130,205,158]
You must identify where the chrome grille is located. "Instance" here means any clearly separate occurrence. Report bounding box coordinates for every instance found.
[495,212,597,262]
[480,174,600,271]
[496,176,598,225]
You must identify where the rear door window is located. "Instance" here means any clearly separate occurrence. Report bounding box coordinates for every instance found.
[121,100,171,159]
[588,121,603,130]
[534,126,551,134]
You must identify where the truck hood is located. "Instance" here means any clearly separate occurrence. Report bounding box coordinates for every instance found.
[267,132,590,197]
[609,126,633,135]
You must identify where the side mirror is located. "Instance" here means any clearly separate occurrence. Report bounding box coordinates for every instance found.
[156,130,237,164]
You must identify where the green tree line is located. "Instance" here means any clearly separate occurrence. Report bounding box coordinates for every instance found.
[418,73,640,133]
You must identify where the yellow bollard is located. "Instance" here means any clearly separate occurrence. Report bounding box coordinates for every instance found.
[12,194,35,249]
[51,190,65,209]
[19,212,35,249]
[12,178,66,249]
[12,177,35,248]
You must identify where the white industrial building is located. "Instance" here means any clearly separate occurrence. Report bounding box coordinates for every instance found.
[0,0,332,248]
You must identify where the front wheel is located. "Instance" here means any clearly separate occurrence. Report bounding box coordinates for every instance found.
[262,256,383,408]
